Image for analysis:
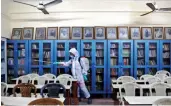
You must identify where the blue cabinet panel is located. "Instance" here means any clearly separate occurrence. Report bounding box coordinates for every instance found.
[7,40,29,83]
[134,40,160,79]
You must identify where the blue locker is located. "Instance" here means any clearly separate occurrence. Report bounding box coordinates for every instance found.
[159,40,171,72]
[53,40,80,76]
[134,40,160,79]
[81,40,107,94]
[29,40,54,75]
[7,40,29,83]
[107,40,133,94]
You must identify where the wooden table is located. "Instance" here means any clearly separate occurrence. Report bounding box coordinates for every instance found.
[124,96,171,105]
[1,96,65,106]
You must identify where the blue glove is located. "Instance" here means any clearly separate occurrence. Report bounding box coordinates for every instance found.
[53,62,59,64]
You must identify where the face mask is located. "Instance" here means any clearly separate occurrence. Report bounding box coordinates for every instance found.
[70,55,74,59]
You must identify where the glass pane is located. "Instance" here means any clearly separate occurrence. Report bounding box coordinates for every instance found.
[162,68,170,72]
[1,41,5,62]
[149,43,157,65]
[137,68,145,79]
[43,68,51,74]
[57,43,65,62]
[148,68,157,75]
[43,43,51,65]
[122,68,130,76]
[31,43,39,65]
[110,43,119,65]
[110,68,119,80]
[85,68,92,91]
[18,68,25,76]
[7,68,15,83]
[69,42,77,49]
[96,68,104,91]
[96,43,104,66]
[122,43,131,66]
[162,43,170,65]
[83,43,92,65]
[137,43,145,65]
[57,68,65,75]
[31,68,39,74]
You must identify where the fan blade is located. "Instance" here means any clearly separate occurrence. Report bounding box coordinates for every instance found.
[159,8,171,11]
[140,11,154,16]
[13,0,36,7]
[146,3,156,11]
[44,0,62,8]
[40,9,49,14]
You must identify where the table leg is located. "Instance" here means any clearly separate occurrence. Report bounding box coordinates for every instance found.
[72,81,78,105]
[66,89,71,105]
[112,88,117,100]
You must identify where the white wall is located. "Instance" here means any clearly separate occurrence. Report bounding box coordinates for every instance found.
[1,0,11,38]
[2,0,171,38]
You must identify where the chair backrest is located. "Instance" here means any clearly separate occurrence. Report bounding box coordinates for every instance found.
[119,82,142,104]
[150,82,171,96]
[28,98,64,105]
[152,98,171,106]
[164,77,171,84]
[13,83,37,97]
[1,82,8,96]
[43,73,56,79]
[32,76,48,85]
[16,75,31,84]
[40,83,66,98]
[156,70,171,76]
[140,74,153,80]
[58,74,73,79]
[117,76,136,84]
[145,76,161,84]
[27,73,39,79]
[55,75,72,88]
[155,74,168,81]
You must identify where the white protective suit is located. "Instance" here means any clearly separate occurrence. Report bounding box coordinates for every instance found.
[60,48,90,98]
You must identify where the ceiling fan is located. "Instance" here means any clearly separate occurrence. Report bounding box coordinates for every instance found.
[13,0,62,14]
[141,2,171,16]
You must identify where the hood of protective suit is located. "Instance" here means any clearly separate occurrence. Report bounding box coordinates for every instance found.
[69,48,79,58]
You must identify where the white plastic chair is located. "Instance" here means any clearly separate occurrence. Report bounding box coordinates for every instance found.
[152,98,171,106]
[145,76,161,84]
[54,76,72,88]
[27,73,39,79]
[155,74,168,81]
[32,76,48,85]
[119,82,143,105]
[117,76,136,84]
[140,74,153,80]
[16,75,31,84]
[164,77,171,84]
[58,74,73,79]
[54,76,72,98]
[156,70,171,76]
[150,82,171,96]
[43,73,56,79]
[1,82,8,96]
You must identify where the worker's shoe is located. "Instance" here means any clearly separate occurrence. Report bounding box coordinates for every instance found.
[87,97,92,104]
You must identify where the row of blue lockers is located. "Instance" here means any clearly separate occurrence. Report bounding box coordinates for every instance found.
[5,40,171,94]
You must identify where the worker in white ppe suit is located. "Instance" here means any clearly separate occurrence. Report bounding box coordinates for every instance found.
[59,48,92,104]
